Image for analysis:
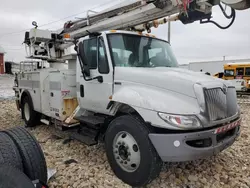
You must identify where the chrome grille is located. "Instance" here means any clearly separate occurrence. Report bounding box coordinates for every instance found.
[226,88,238,117]
[204,87,238,121]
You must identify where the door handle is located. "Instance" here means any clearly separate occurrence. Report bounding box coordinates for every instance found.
[80,85,84,98]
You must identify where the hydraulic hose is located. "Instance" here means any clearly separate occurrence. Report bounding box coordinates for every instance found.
[219,3,234,19]
[200,4,236,29]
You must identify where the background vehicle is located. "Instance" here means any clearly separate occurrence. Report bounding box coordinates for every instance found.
[224,63,250,91]
[214,63,250,92]
[12,0,248,186]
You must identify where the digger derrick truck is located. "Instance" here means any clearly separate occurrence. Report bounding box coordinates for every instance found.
[13,0,249,186]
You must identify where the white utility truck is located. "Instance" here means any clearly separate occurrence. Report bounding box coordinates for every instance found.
[13,0,249,186]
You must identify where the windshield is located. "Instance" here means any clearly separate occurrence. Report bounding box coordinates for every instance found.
[108,34,179,68]
[224,69,234,76]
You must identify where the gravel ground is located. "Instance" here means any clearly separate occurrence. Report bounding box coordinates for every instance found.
[0,100,249,188]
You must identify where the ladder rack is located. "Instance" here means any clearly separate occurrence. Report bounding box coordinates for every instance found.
[62,1,143,34]
[62,0,178,39]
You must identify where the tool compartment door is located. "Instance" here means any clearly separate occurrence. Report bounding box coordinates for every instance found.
[49,71,62,119]
[60,70,78,121]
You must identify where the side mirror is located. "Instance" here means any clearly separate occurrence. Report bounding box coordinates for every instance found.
[83,65,90,77]
[96,76,103,83]
[78,42,90,77]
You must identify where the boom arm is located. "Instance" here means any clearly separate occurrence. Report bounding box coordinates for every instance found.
[23,0,250,62]
[222,0,250,9]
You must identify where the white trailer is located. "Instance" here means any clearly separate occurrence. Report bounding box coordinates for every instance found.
[188,59,250,75]
[13,0,249,186]
[189,61,225,75]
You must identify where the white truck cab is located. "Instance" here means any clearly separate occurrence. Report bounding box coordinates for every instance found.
[14,30,241,187]
[76,29,241,154]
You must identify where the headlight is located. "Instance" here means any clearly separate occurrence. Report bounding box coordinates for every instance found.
[194,84,206,112]
[158,112,202,129]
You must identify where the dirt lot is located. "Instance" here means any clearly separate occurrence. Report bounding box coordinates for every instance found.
[0,99,249,188]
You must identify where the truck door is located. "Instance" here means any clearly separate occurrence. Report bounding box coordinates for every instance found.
[78,36,113,114]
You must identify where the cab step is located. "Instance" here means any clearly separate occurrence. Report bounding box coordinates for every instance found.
[75,116,105,130]
[67,126,99,146]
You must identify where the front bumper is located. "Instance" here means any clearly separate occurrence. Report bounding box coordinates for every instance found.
[149,118,241,162]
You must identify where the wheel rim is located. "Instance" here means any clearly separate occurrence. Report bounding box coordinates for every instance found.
[113,131,141,172]
[24,102,30,121]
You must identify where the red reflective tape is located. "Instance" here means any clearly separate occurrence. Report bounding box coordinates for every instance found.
[216,128,221,134]
[233,122,237,127]
[215,119,241,134]
[225,125,229,130]
[237,120,241,126]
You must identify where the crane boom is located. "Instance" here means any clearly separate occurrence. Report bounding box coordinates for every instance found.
[23,0,250,62]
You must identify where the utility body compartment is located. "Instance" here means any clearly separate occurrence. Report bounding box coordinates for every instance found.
[17,69,78,125]
[48,69,78,123]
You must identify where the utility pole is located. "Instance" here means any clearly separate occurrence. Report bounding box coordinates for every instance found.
[168,16,171,44]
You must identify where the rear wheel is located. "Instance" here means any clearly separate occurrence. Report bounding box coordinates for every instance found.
[0,132,23,171]
[21,96,41,127]
[105,115,162,187]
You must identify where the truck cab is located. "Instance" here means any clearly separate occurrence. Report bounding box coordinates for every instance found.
[77,30,240,128]
[76,30,180,115]
[14,30,241,187]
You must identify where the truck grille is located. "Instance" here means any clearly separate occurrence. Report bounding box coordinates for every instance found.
[204,87,238,121]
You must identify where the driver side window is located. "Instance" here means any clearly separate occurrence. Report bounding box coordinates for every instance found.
[82,38,97,69]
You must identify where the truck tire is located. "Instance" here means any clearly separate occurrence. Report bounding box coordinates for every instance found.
[0,165,34,188]
[0,132,23,171]
[105,115,162,187]
[21,96,41,127]
[4,127,47,183]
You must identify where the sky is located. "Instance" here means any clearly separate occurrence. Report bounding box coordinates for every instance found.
[0,0,250,64]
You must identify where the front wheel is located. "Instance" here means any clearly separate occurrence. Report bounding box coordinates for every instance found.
[105,115,162,187]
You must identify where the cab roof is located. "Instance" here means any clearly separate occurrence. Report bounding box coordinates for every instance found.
[104,30,157,39]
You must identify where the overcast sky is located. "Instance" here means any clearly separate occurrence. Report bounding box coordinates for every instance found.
[0,0,250,64]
